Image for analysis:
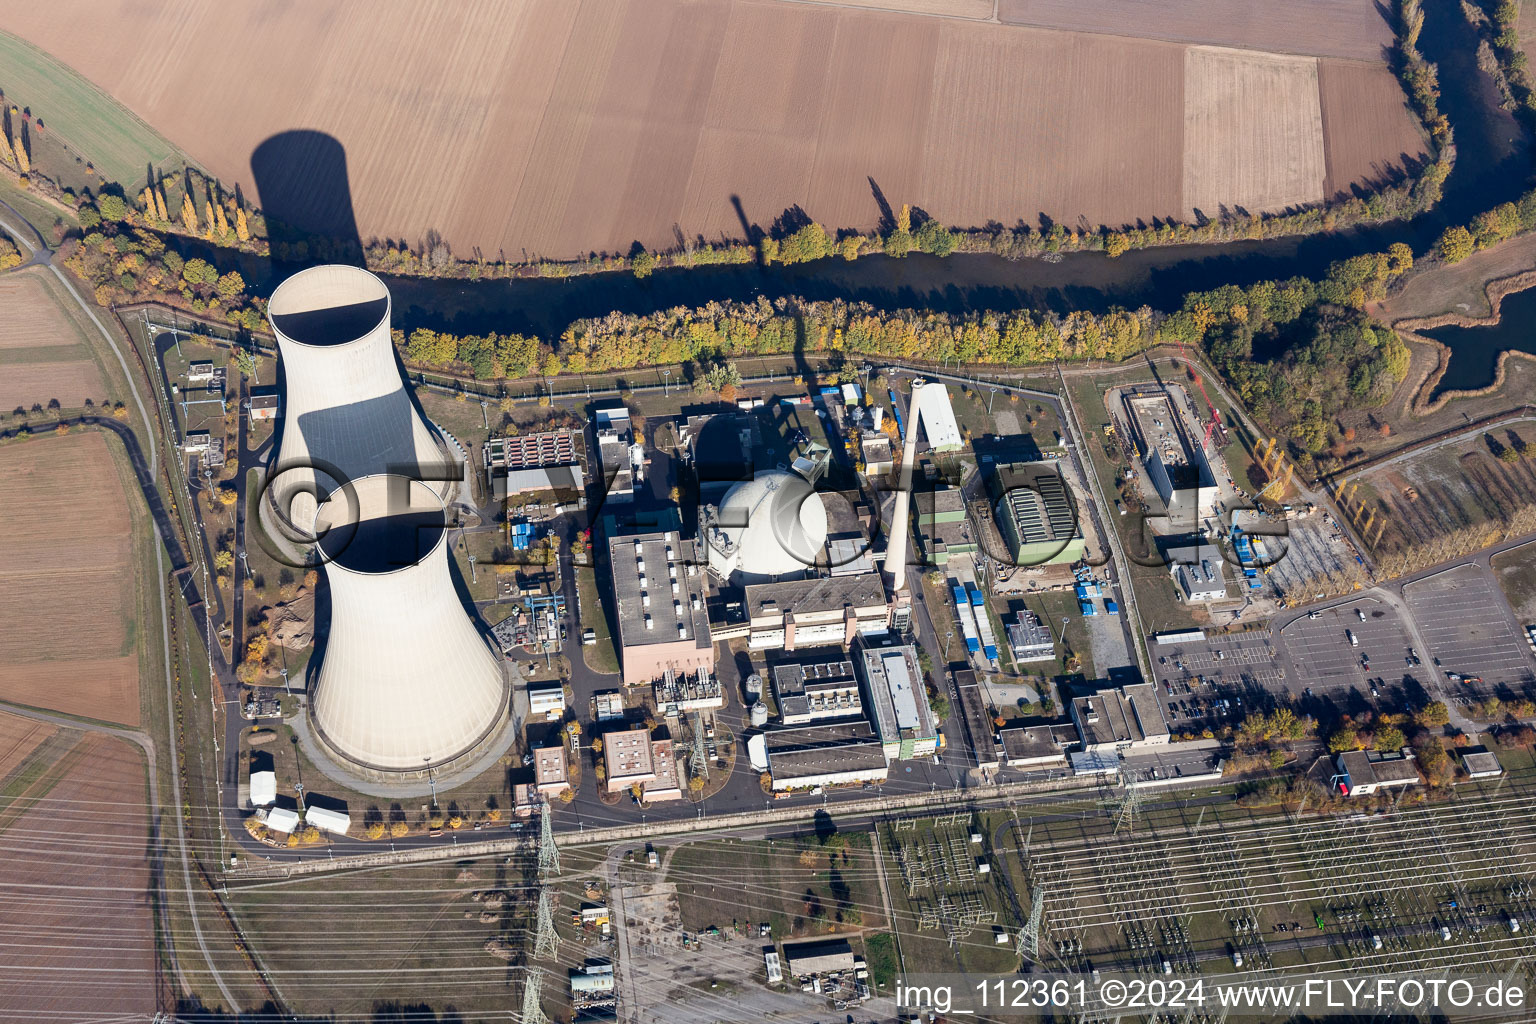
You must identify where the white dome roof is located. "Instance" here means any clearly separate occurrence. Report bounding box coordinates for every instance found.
[715,469,828,577]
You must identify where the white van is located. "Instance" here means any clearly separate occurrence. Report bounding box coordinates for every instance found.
[1347,630,1358,647]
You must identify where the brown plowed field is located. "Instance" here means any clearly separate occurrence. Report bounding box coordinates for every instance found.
[1184,48,1325,216]
[0,361,106,410]
[998,0,1394,61]
[0,732,156,1019]
[0,711,57,779]
[2,0,1426,258]
[0,432,139,725]
[0,271,88,349]
[1319,59,1432,199]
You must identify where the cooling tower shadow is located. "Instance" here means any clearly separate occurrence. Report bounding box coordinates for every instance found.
[251,129,366,271]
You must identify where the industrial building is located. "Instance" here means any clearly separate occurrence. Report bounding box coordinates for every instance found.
[744,574,890,651]
[771,657,862,724]
[483,429,585,504]
[304,803,352,835]
[645,738,682,801]
[533,745,571,796]
[1007,610,1056,663]
[1334,749,1420,797]
[609,530,713,687]
[1462,748,1504,779]
[759,722,889,791]
[595,407,639,503]
[859,433,893,476]
[953,669,1000,770]
[308,475,510,777]
[602,726,656,794]
[248,386,280,421]
[528,680,566,721]
[912,487,977,565]
[783,938,857,976]
[249,769,276,807]
[699,468,829,582]
[1124,391,1218,526]
[858,644,939,759]
[263,806,300,834]
[652,667,722,715]
[915,384,963,452]
[1162,540,1228,603]
[1070,683,1169,754]
[987,462,1085,566]
[999,725,1070,769]
[263,265,458,541]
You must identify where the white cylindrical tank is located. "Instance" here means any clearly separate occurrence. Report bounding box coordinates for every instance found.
[744,673,763,702]
[266,265,455,535]
[309,475,508,774]
[750,702,769,728]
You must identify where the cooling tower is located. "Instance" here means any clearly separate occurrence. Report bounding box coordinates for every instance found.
[309,475,509,775]
[265,264,456,537]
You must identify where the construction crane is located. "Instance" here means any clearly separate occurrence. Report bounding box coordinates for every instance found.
[1175,337,1223,450]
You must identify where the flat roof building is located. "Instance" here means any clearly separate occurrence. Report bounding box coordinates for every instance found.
[859,434,893,476]
[528,681,565,721]
[1071,683,1169,753]
[610,530,713,687]
[1125,390,1218,526]
[784,938,857,976]
[744,573,889,652]
[1007,610,1056,663]
[771,657,862,725]
[646,739,682,802]
[764,722,889,791]
[248,387,281,420]
[1335,749,1420,797]
[988,462,1085,567]
[534,745,570,796]
[1000,725,1069,768]
[596,413,636,504]
[954,669,1000,770]
[1462,748,1504,779]
[916,385,963,452]
[603,726,656,794]
[858,644,939,759]
[1164,540,1227,603]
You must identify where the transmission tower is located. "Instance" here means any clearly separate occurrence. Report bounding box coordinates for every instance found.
[538,801,560,878]
[1018,886,1046,961]
[520,967,550,1024]
[1113,774,1144,834]
[533,888,560,960]
[691,713,709,780]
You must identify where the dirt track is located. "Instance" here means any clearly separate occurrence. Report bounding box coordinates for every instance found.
[2,0,1427,258]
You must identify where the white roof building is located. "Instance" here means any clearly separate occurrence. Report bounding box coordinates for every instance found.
[308,476,509,776]
[916,383,962,452]
[304,803,352,835]
[249,769,276,807]
[700,469,828,581]
[263,806,300,834]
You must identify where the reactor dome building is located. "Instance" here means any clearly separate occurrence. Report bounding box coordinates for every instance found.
[309,475,509,776]
[700,467,828,583]
[263,264,458,543]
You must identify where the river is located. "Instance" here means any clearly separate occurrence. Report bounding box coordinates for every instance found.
[348,5,1533,386]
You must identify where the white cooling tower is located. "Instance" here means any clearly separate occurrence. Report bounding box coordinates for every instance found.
[309,475,509,774]
[266,265,456,536]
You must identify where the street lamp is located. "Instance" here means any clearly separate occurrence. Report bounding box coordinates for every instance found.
[663,369,672,396]
[943,630,954,662]
[425,758,438,807]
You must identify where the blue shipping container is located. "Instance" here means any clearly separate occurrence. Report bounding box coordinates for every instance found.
[968,587,984,607]
[1105,599,1119,614]
[1079,600,1096,616]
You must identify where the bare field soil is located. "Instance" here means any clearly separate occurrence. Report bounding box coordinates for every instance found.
[0,711,57,780]
[1183,48,1325,216]
[4,0,1426,259]
[0,732,156,1019]
[0,432,140,725]
[0,271,91,349]
[801,0,994,16]
[0,361,105,410]
[1318,59,1430,199]
[998,0,1394,60]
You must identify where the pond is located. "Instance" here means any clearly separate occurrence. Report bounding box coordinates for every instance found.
[1420,285,1536,393]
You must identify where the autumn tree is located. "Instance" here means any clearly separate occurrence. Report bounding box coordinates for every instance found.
[235,206,250,241]
[181,193,198,233]
[389,820,409,838]
[1374,724,1406,752]
[1437,225,1474,264]
[365,821,386,840]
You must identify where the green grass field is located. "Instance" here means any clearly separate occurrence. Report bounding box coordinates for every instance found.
[0,31,191,191]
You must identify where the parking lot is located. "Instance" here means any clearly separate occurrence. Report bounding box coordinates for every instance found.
[1403,565,1536,696]
[1150,631,1282,727]
[1278,599,1418,697]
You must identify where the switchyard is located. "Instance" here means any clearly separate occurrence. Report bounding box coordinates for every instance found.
[994,780,1536,997]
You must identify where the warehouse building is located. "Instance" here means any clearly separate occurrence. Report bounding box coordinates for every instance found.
[858,644,939,759]
[249,769,277,808]
[954,669,1000,770]
[1163,540,1228,603]
[609,530,714,687]
[987,462,1085,566]
[602,726,656,794]
[916,385,963,452]
[1000,725,1070,769]
[304,803,352,836]
[784,937,857,976]
[763,722,889,791]
[771,657,863,724]
[744,573,890,651]
[1070,683,1169,753]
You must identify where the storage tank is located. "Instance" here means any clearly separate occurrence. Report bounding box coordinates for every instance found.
[743,673,763,702]
[750,702,769,728]
[309,475,509,776]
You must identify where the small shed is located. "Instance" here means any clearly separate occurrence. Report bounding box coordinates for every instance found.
[305,804,352,835]
[249,770,276,807]
[264,806,300,834]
